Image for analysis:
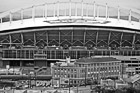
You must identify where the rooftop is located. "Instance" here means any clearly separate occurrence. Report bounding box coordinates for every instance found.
[76,57,120,63]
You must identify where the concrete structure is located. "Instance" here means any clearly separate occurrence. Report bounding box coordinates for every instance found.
[124,74,140,89]
[0,1,140,69]
[52,57,122,86]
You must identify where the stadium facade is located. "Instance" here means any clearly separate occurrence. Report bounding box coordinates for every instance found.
[0,1,140,73]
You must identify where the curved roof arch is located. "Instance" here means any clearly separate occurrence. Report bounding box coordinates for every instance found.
[0,0,140,31]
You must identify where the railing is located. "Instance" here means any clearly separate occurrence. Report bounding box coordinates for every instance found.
[0,1,140,25]
[2,49,140,59]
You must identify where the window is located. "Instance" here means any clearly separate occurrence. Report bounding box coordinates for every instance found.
[71,74,73,78]
[74,74,77,78]
[68,74,70,78]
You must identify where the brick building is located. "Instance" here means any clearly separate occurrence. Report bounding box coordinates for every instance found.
[52,57,122,86]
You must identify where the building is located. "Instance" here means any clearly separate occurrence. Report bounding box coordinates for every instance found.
[122,59,140,76]
[124,74,140,90]
[0,1,140,74]
[75,57,122,80]
[52,57,122,86]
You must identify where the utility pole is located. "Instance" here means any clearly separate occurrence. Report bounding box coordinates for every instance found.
[59,65,61,89]
[85,66,87,87]
[69,79,70,93]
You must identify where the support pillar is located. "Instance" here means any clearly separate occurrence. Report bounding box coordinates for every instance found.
[9,34,12,48]
[34,32,36,47]
[120,32,123,47]
[132,33,136,47]
[96,32,98,47]
[108,32,111,47]
[46,31,48,46]
[21,33,24,45]
[20,61,22,67]
[59,31,60,46]
[84,31,86,45]
[71,31,73,46]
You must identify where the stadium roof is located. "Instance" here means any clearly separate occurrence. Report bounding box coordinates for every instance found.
[0,0,140,14]
[76,57,120,63]
[0,0,140,31]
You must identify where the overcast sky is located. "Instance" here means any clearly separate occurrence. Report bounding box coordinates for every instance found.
[0,0,140,13]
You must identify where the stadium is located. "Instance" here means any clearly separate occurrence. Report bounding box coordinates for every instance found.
[0,1,140,75]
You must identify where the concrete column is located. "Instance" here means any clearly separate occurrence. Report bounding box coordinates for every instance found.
[132,33,136,47]
[20,61,22,67]
[118,6,120,21]
[9,34,12,48]
[21,33,24,45]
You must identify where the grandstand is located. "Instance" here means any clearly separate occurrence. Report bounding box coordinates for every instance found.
[0,1,140,71]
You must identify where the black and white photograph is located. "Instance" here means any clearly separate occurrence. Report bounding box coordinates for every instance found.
[0,0,140,93]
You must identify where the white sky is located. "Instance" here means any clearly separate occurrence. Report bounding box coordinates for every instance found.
[0,0,140,13]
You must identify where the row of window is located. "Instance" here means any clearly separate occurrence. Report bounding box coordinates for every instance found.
[53,71,120,78]
[54,66,120,73]
[2,50,140,59]
[77,62,120,67]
